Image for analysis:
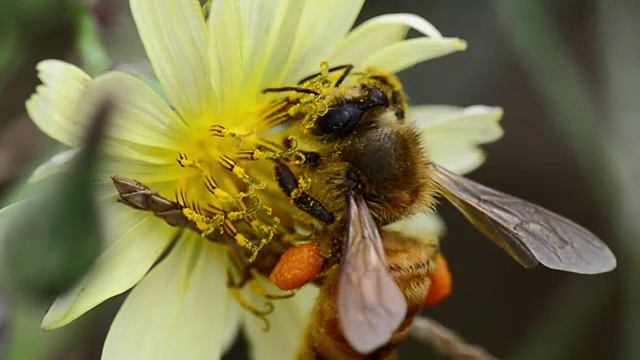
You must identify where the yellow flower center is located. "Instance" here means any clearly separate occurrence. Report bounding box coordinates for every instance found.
[172,104,310,263]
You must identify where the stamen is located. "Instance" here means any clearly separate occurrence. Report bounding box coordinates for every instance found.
[238,136,299,161]
[224,222,259,254]
[252,224,276,262]
[203,174,252,201]
[219,155,266,190]
[182,208,225,236]
[209,124,252,138]
[177,153,197,168]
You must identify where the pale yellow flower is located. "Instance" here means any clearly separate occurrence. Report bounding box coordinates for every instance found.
[0,1,503,359]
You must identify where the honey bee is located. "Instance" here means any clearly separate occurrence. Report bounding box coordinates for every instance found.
[259,63,617,356]
[113,63,616,358]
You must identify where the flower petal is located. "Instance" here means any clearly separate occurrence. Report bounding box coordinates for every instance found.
[41,215,175,329]
[28,149,79,183]
[244,284,320,360]
[207,0,364,112]
[283,0,365,84]
[95,189,171,245]
[97,157,181,190]
[206,0,245,112]
[26,60,91,147]
[102,235,234,360]
[413,105,504,174]
[236,0,307,94]
[385,212,445,238]
[27,148,180,199]
[208,0,306,109]
[362,37,467,74]
[28,69,185,186]
[328,13,443,67]
[130,0,214,123]
[221,296,242,354]
[81,71,191,153]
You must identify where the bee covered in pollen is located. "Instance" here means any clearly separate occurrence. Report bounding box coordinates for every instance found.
[256,63,439,354]
[256,62,616,356]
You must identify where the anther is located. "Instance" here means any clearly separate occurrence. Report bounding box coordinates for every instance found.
[219,155,266,190]
[177,153,197,168]
[238,136,300,161]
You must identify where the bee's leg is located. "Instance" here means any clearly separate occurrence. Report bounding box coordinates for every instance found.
[274,162,335,224]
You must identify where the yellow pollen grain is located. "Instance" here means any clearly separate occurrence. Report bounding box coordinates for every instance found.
[231,166,256,186]
[298,177,311,190]
[291,189,302,200]
[183,208,210,232]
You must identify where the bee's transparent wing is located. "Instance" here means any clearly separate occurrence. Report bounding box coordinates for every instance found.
[430,163,616,274]
[337,193,407,354]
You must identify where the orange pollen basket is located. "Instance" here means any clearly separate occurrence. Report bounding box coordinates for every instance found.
[423,254,453,307]
[269,243,325,291]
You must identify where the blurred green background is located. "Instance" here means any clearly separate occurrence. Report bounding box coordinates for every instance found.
[0,0,636,359]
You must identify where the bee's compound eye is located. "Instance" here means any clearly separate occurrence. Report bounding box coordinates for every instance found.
[313,105,362,138]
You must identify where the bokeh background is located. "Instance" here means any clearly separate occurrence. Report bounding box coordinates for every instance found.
[0,0,636,359]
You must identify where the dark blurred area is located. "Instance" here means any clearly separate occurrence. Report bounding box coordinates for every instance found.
[0,0,631,359]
